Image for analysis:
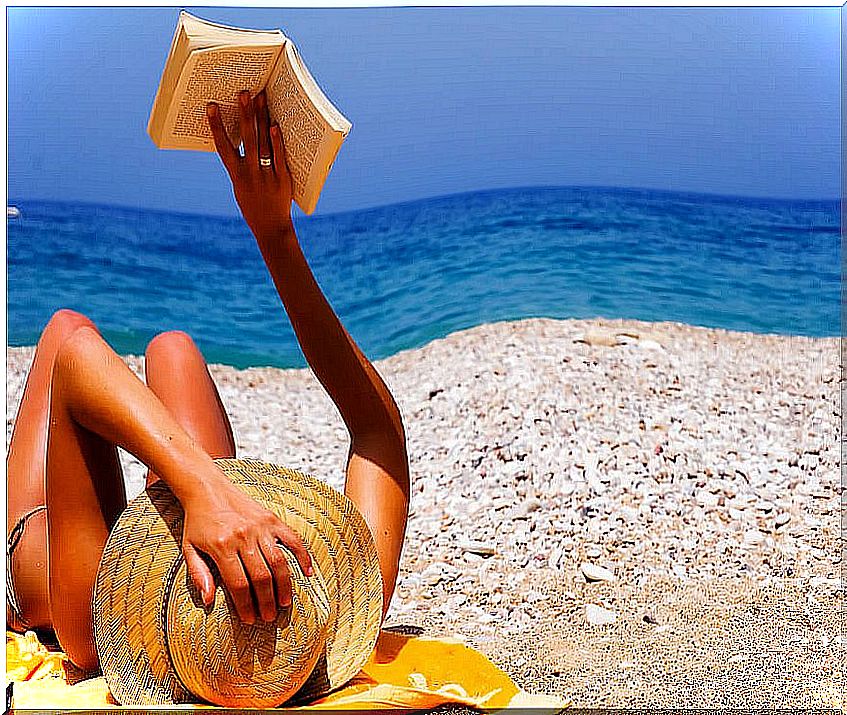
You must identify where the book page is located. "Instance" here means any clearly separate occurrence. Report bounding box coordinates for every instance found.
[147,24,191,145]
[180,11,285,50]
[165,45,281,149]
[266,47,334,204]
[288,43,351,136]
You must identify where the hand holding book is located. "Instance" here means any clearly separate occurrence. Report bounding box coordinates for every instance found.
[207,91,293,240]
[149,12,351,215]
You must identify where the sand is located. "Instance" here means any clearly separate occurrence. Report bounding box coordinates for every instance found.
[5,317,842,707]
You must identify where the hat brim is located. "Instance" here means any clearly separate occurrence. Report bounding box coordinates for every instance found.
[93,458,383,706]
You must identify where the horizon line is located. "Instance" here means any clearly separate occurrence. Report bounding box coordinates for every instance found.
[7,183,842,224]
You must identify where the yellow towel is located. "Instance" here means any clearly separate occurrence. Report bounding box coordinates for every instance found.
[7,630,569,712]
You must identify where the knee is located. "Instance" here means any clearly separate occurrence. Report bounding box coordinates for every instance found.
[44,309,96,341]
[145,330,200,366]
[53,326,103,378]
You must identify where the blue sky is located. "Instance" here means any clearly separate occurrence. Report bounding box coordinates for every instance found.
[7,6,841,217]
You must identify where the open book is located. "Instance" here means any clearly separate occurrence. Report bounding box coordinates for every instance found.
[148,11,352,215]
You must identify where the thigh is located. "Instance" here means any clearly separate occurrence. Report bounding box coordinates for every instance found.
[46,371,126,672]
[144,331,235,485]
[6,309,97,632]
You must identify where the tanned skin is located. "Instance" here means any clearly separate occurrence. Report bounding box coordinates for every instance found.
[6,90,410,672]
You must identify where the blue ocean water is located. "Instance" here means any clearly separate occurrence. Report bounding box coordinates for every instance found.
[7,187,840,369]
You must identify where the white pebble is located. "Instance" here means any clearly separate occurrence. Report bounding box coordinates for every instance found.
[580,562,616,582]
[585,603,617,626]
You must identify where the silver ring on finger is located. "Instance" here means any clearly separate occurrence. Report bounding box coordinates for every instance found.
[259,155,273,168]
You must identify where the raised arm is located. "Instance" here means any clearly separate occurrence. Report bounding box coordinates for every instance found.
[207,92,410,615]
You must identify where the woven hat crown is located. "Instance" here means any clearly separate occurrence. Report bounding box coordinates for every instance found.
[165,527,332,706]
[93,459,383,708]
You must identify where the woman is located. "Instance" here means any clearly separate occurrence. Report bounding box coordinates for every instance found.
[6,90,410,673]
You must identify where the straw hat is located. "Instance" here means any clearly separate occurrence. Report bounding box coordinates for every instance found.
[92,458,383,708]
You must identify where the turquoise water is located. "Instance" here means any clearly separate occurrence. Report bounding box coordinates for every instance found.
[7,187,840,368]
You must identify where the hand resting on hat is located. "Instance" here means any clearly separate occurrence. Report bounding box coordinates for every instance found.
[180,466,313,624]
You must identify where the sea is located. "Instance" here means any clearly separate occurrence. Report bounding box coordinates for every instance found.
[7,187,840,369]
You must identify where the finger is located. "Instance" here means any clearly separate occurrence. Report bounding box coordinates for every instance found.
[276,525,313,577]
[206,103,238,175]
[183,543,215,607]
[260,538,292,608]
[238,90,258,162]
[255,92,272,169]
[270,124,292,184]
[240,546,278,622]
[216,555,256,625]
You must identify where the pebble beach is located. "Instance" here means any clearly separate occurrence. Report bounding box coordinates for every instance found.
[6,317,842,707]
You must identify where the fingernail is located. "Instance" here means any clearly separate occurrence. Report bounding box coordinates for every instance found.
[206,103,217,117]
[240,91,250,106]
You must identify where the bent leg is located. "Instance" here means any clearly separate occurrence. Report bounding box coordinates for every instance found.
[6,309,97,632]
[46,328,127,672]
[144,331,235,486]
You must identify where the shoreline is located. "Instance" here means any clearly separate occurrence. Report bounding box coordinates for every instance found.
[6,314,840,373]
[6,317,841,706]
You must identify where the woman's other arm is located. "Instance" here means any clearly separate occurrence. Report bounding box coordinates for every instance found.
[51,327,312,624]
